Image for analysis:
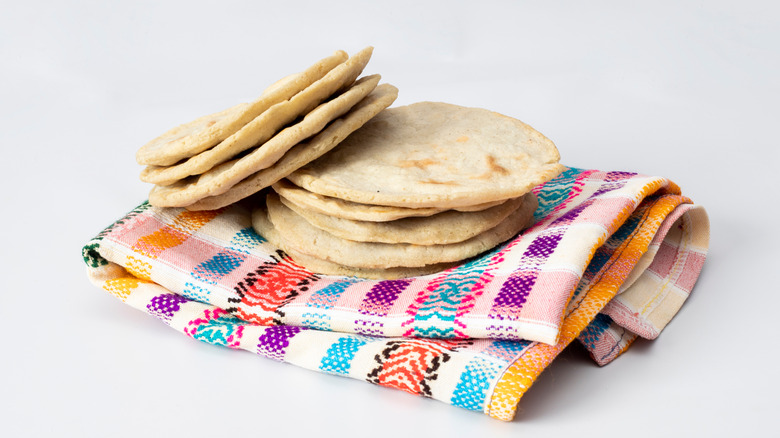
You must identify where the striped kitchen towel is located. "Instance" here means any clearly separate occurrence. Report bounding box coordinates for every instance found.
[82,167,709,421]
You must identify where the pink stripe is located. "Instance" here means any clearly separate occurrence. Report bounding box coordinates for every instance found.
[518,270,581,324]
[576,197,636,229]
[107,213,159,246]
[676,251,706,293]
[159,236,225,275]
[648,241,677,279]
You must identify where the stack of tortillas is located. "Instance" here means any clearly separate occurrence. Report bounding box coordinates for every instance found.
[252,102,565,279]
[136,47,398,210]
[135,47,565,279]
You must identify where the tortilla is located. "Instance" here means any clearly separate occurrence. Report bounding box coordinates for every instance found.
[148,75,382,207]
[271,179,505,222]
[141,48,374,185]
[252,206,456,279]
[264,192,538,269]
[182,84,398,211]
[280,192,528,245]
[287,102,564,209]
[136,50,348,166]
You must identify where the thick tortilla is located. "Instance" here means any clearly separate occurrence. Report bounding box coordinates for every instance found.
[263,192,538,269]
[141,48,374,185]
[182,83,399,210]
[287,102,564,209]
[280,192,528,245]
[136,50,348,166]
[148,75,382,207]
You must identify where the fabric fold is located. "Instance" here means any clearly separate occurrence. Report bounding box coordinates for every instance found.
[82,167,709,421]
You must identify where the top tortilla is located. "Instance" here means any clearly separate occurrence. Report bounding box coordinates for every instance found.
[140,48,374,185]
[148,76,383,208]
[287,102,565,209]
[135,50,348,166]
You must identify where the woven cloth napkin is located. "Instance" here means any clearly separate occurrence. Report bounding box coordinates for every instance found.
[82,167,709,421]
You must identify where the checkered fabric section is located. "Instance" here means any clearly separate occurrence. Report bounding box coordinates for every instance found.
[82,167,709,421]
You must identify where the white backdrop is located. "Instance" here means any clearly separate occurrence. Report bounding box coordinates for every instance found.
[2,1,778,436]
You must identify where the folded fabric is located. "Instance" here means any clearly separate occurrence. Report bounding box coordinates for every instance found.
[82,167,709,421]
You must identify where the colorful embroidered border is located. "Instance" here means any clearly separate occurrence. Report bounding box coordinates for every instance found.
[85,168,691,345]
[485,190,705,419]
[83,167,710,421]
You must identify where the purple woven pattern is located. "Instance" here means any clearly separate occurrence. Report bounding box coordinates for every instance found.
[355,279,412,336]
[362,280,411,314]
[257,325,304,361]
[492,230,564,313]
[147,293,188,324]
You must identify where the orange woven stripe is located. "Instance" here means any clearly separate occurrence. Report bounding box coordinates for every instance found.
[172,210,222,232]
[131,209,221,259]
[487,192,686,421]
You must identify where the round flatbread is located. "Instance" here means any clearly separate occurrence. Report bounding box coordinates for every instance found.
[271,179,504,222]
[148,75,382,207]
[183,83,398,211]
[136,50,348,166]
[253,207,456,279]
[280,191,528,245]
[287,102,564,209]
[263,192,538,269]
[141,48,374,185]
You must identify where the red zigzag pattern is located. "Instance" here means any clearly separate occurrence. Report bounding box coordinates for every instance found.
[367,340,451,397]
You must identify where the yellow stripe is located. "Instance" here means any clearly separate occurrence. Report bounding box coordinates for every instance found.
[103,276,147,302]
